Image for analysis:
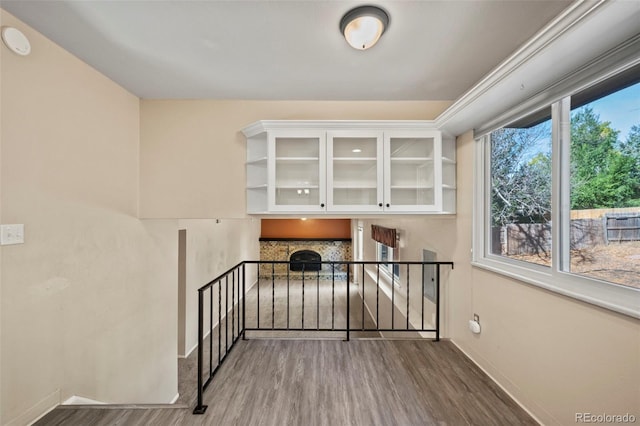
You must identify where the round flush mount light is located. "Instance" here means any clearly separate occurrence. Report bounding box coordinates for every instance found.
[1,27,31,56]
[340,5,389,50]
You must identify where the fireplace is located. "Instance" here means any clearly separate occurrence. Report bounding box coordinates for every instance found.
[289,250,321,271]
[259,239,351,280]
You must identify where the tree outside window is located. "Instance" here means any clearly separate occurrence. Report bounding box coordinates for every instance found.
[487,81,640,288]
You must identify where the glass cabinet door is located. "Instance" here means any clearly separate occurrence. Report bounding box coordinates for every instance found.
[327,131,383,212]
[269,131,325,211]
[384,132,440,211]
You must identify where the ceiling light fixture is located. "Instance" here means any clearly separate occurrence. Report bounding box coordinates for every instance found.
[340,5,389,50]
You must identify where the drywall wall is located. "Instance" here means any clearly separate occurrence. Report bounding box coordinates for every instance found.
[451,131,640,425]
[4,5,635,425]
[360,131,640,425]
[0,13,3,424]
[139,100,451,219]
[0,10,177,425]
[261,219,351,239]
[178,219,260,357]
[359,216,457,337]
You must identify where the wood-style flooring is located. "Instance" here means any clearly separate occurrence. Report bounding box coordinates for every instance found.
[176,279,380,407]
[36,339,536,425]
[36,280,535,425]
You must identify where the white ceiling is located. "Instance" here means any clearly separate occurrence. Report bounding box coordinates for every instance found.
[1,0,572,101]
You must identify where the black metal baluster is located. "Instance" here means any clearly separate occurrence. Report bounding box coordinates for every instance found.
[237,267,241,338]
[193,289,207,414]
[287,264,290,330]
[331,263,335,330]
[225,276,229,354]
[406,264,410,330]
[232,270,235,341]
[391,267,395,330]
[421,263,425,331]
[218,281,221,364]
[301,264,305,330]
[271,262,275,330]
[376,264,380,329]
[256,269,260,329]
[242,263,246,340]
[361,264,365,330]
[435,265,441,342]
[209,286,213,376]
[346,265,350,341]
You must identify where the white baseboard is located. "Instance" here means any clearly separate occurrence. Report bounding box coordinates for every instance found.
[61,395,106,405]
[449,339,546,426]
[4,388,60,426]
[169,393,179,404]
[184,332,207,359]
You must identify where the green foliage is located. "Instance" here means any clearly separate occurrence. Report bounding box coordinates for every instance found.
[491,106,640,226]
[620,124,640,190]
[570,107,640,209]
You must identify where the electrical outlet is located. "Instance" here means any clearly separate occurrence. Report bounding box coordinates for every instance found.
[0,224,25,245]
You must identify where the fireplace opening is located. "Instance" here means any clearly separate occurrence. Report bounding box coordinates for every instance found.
[289,250,321,271]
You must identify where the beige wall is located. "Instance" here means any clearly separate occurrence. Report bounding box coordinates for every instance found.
[178,219,260,357]
[0,10,178,425]
[359,216,456,336]
[139,100,451,219]
[363,132,639,425]
[0,12,3,423]
[452,131,640,425]
[3,6,637,426]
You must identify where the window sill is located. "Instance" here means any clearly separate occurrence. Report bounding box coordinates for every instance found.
[471,257,640,319]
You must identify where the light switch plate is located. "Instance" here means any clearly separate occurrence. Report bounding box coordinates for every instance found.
[1,224,24,245]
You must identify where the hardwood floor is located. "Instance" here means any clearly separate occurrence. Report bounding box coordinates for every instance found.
[245,279,382,338]
[177,279,379,407]
[37,339,536,425]
[36,280,536,425]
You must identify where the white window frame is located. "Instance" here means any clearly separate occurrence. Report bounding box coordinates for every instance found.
[376,241,400,281]
[473,70,640,319]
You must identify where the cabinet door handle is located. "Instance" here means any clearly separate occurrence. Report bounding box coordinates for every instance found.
[378,203,383,207]
[320,203,325,208]
[386,203,390,208]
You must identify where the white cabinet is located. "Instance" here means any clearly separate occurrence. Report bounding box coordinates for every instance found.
[327,130,383,212]
[243,121,455,215]
[384,130,450,212]
[269,130,326,212]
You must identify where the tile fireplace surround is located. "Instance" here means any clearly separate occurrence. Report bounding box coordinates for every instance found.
[259,239,352,280]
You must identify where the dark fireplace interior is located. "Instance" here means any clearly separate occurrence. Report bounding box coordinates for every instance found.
[289,250,322,271]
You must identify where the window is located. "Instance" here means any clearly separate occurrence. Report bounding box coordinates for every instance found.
[377,242,399,280]
[474,61,640,318]
[489,109,552,268]
[567,82,640,287]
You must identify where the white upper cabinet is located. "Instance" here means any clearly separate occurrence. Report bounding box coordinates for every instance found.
[269,130,326,212]
[242,121,456,215]
[384,130,439,212]
[327,130,383,212]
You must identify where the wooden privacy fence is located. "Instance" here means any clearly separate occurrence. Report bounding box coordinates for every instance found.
[492,223,552,256]
[605,213,640,243]
[492,214,640,256]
